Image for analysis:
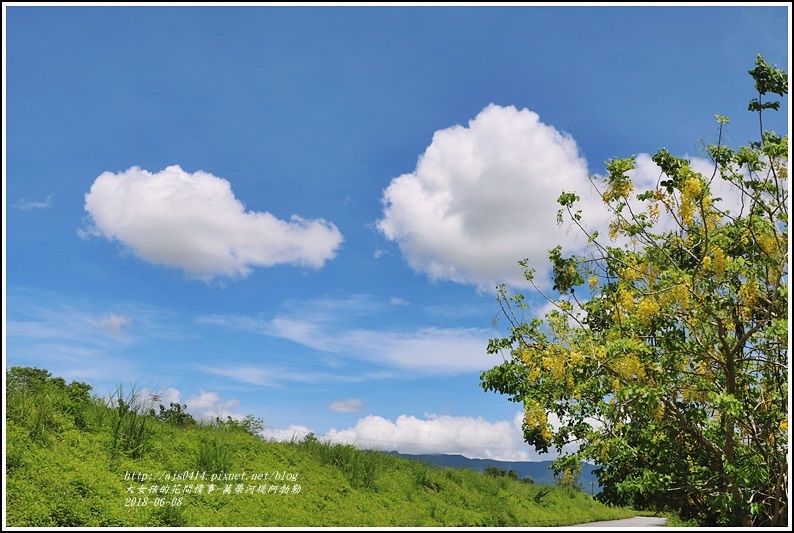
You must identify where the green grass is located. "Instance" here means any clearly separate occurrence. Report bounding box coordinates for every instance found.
[5,366,639,527]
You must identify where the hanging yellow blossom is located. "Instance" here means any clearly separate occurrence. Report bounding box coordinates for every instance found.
[524,401,551,442]
[615,353,646,381]
[649,202,661,220]
[637,297,660,323]
[542,355,565,379]
[616,287,634,311]
[651,404,664,421]
[712,247,727,276]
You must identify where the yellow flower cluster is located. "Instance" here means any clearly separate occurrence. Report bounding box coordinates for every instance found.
[637,296,660,323]
[518,346,533,367]
[738,282,759,319]
[651,403,664,421]
[711,247,727,276]
[679,202,694,225]
[678,176,703,225]
[524,402,552,440]
[682,175,702,198]
[616,287,634,311]
[569,350,585,367]
[595,345,607,361]
[614,353,646,381]
[659,283,690,310]
[648,201,661,220]
[621,268,640,283]
[757,232,780,257]
[542,355,566,379]
[602,177,634,202]
[695,360,713,379]
[608,220,623,240]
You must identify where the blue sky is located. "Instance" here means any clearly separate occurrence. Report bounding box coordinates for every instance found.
[3,3,790,461]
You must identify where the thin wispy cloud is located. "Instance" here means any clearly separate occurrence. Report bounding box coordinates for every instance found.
[6,290,186,344]
[195,363,397,388]
[196,365,282,387]
[97,312,133,335]
[198,311,493,374]
[13,194,53,210]
[326,398,365,413]
[5,289,193,386]
[79,165,344,281]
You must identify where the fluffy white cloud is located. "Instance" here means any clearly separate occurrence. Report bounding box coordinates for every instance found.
[184,389,242,420]
[324,412,543,462]
[261,424,313,443]
[195,365,280,387]
[80,165,343,280]
[377,104,600,290]
[376,104,750,292]
[326,398,365,413]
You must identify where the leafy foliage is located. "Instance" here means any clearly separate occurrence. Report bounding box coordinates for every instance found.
[6,365,638,526]
[214,414,265,438]
[151,402,197,428]
[481,55,788,526]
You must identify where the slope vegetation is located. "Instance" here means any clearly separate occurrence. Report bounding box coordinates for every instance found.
[5,366,636,527]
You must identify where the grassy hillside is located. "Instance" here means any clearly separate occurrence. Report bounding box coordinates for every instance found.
[5,366,637,527]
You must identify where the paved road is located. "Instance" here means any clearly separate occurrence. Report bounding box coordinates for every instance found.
[558,516,669,528]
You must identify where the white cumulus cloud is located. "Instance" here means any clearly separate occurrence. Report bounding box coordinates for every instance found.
[80,165,343,280]
[377,104,750,292]
[377,104,600,290]
[324,412,545,462]
[261,424,313,443]
[184,389,242,420]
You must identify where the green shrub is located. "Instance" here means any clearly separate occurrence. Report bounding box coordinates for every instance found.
[152,402,197,428]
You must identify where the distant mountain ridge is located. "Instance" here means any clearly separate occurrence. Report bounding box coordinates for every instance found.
[386,452,601,494]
